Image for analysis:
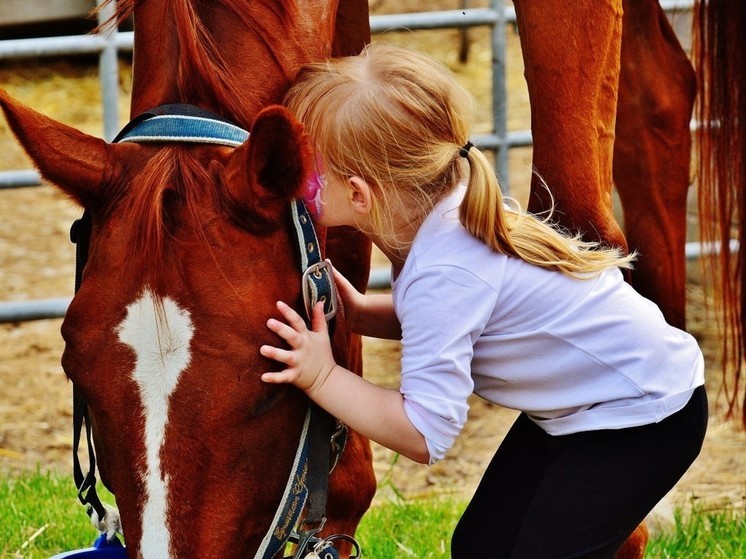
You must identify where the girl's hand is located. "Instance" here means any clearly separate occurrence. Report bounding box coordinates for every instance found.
[261,300,429,464]
[333,266,365,330]
[260,300,337,393]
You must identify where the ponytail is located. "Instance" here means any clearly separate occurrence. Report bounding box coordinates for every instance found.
[459,146,635,277]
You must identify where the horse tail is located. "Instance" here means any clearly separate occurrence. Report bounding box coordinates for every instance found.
[694,0,746,425]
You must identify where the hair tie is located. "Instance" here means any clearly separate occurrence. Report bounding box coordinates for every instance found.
[459,141,474,158]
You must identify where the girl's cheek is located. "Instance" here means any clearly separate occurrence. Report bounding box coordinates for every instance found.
[302,172,325,218]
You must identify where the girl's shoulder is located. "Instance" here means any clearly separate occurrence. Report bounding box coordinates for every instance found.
[399,217,507,303]
[410,187,491,262]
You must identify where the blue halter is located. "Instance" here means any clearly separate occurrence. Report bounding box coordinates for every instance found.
[113,104,249,146]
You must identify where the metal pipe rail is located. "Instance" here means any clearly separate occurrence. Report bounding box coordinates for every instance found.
[0,238,734,323]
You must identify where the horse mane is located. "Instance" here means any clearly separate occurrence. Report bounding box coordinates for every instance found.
[99,0,296,126]
[694,0,746,424]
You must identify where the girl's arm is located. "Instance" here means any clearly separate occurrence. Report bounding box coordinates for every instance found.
[334,267,401,340]
[260,301,429,464]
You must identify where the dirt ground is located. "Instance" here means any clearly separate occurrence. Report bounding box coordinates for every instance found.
[0,1,744,538]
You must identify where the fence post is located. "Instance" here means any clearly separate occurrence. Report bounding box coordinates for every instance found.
[490,0,508,192]
[96,0,120,141]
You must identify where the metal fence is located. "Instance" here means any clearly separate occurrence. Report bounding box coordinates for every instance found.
[0,0,695,321]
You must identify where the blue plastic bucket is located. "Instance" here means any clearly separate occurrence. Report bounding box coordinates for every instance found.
[49,534,128,559]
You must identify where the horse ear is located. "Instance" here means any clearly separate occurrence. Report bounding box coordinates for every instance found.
[0,88,112,206]
[333,0,370,56]
[223,104,312,231]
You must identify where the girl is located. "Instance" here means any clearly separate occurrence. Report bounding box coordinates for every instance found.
[260,43,707,558]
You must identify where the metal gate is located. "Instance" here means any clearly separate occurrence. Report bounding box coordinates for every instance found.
[0,0,694,321]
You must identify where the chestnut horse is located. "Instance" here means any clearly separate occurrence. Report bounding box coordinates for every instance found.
[516,0,746,425]
[0,0,375,557]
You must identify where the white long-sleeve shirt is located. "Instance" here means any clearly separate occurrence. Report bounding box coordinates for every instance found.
[393,188,705,463]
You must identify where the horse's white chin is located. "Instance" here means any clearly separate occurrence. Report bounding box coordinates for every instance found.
[90,503,122,541]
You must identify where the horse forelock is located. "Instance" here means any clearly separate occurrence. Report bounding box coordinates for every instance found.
[120,147,219,288]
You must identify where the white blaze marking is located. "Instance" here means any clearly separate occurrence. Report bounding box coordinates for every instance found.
[116,289,194,559]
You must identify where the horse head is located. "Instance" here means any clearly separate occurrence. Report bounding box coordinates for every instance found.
[0,78,372,557]
[1,1,375,556]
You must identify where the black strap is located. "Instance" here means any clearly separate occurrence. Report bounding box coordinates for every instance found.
[72,385,107,520]
[69,211,107,522]
[304,404,334,526]
[69,211,91,292]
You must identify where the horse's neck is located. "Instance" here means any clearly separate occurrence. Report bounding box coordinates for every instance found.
[129,0,337,125]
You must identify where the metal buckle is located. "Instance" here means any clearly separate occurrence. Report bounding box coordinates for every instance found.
[301,259,337,322]
[291,518,327,559]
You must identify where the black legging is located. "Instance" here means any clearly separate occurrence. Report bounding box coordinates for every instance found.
[451,386,708,558]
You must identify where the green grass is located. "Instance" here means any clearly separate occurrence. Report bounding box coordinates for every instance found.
[0,469,118,558]
[645,505,746,559]
[1,469,743,558]
[359,497,746,559]
[357,497,464,558]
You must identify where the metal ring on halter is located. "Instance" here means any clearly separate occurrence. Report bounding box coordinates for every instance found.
[318,534,362,559]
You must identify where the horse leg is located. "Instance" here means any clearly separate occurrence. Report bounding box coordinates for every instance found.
[614,0,696,329]
[514,0,627,251]
[513,3,648,558]
[615,522,649,559]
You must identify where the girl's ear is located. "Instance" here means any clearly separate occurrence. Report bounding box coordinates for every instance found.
[347,176,373,217]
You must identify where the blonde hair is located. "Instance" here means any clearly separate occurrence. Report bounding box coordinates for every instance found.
[284,42,634,277]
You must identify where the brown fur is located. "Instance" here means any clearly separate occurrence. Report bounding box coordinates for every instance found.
[615,0,696,330]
